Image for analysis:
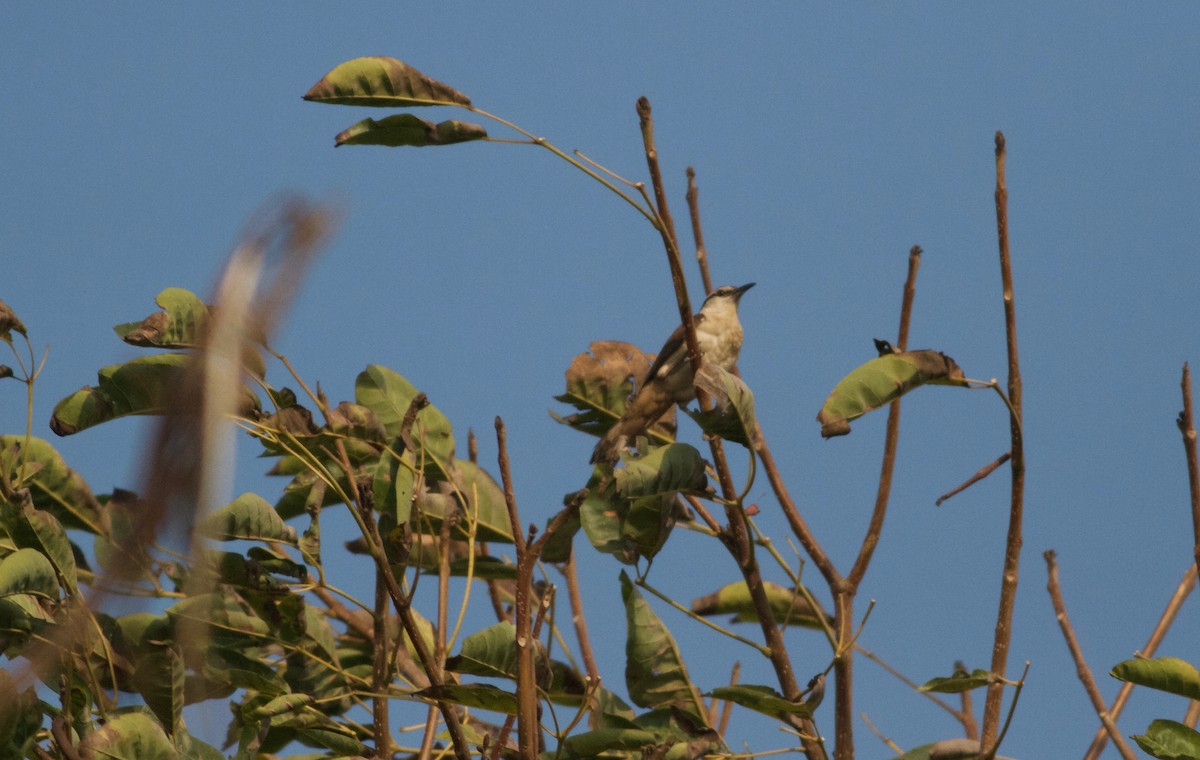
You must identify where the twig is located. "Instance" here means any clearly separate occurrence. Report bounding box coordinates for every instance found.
[1177,364,1200,582]
[495,417,538,758]
[936,452,1012,506]
[1185,698,1200,729]
[1044,551,1137,760]
[847,244,922,588]
[830,246,921,758]
[980,131,1027,752]
[685,167,714,295]
[372,548,392,757]
[859,713,902,755]
[1083,562,1198,758]
[716,661,741,738]
[560,552,600,682]
[855,645,962,720]
[637,97,823,759]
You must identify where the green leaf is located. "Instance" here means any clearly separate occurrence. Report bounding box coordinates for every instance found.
[247,694,314,720]
[113,288,208,349]
[417,683,518,715]
[200,493,297,545]
[444,621,548,686]
[335,114,486,147]
[0,548,59,598]
[78,709,178,760]
[691,580,831,629]
[0,436,102,532]
[614,443,708,499]
[304,56,472,107]
[817,345,967,438]
[355,365,455,476]
[579,487,632,563]
[1112,657,1200,701]
[1132,719,1200,759]
[685,365,757,447]
[621,494,677,563]
[562,727,662,756]
[4,502,78,595]
[707,684,812,718]
[620,571,703,711]
[919,668,992,693]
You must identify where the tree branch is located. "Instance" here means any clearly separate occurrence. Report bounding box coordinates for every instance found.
[1044,551,1137,760]
[980,131,1027,752]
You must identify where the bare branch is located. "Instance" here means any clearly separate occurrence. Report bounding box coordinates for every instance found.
[1044,551,1137,760]
[980,131,1028,751]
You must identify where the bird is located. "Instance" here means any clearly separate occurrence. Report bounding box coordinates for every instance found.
[591,283,755,464]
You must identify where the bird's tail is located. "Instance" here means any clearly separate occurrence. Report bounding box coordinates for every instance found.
[590,383,676,465]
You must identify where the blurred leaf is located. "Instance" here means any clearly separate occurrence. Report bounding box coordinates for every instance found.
[201,493,297,545]
[336,114,486,147]
[1132,719,1200,759]
[614,443,707,499]
[620,571,703,711]
[0,548,59,598]
[78,709,177,760]
[1111,657,1200,701]
[50,354,260,436]
[893,739,1019,759]
[417,683,517,715]
[166,590,271,646]
[114,288,208,348]
[0,436,102,532]
[0,669,41,757]
[552,341,674,440]
[817,344,967,438]
[919,668,991,693]
[686,364,757,447]
[304,56,473,107]
[707,684,812,718]
[691,580,831,629]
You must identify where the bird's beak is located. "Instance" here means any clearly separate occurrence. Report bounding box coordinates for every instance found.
[733,282,755,300]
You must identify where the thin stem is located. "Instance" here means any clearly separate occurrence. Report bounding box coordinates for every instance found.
[560,553,600,682]
[467,105,657,226]
[1177,363,1200,582]
[685,167,714,295]
[635,577,771,655]
[1044,551,1137,760]
[372,555,393,757]
[847,244,921,589]
[980,131,1027,751]
[955,660,981,741]
[854,645,962,720]
[495,417,538,759]
[832,245,921,759]
[936,452,1012,507]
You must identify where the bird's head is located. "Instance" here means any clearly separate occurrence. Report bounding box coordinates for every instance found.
[700,282,755,314]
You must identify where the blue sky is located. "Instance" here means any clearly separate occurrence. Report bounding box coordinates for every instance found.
[3,5,1199,757]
